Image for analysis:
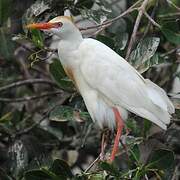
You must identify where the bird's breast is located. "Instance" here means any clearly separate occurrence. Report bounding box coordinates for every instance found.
[63,66,80,91]
[64,67,75,82]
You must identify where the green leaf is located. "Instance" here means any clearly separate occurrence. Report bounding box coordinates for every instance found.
[161,26,180,45]
[74,174,87,180]
[0,112,12,123]
[88,173,105,180]
[49,59,74,91]
[96,35,115,49]
[114,33,128,51]
[129,144,140,164]
[80,1,112,24]
[0,0,11,25]
[0,168,12,180]
[49,105,89,123]
[0,29,15,59]
[142,119,152,138]
[75,0,94,9]
[31,29,44,48]
[49,159,73,178]
[129,37,160,73]
[99,161,120,177]
[137,53,165,74]
[147,149,175,170]
[25,169,52,180]
[49,106,74,122]
[126,118,140,136]
[24,169,61,180]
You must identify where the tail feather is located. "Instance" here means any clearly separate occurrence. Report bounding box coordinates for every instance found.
[145,79,175,114]
[123,79,174,130]
[129,107,168,130]
[135,79,175,129]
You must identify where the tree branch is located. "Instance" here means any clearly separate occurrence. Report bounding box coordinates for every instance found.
[125,0,149,61]
[0,90,63,102]
[15,93,71,136]
[166,0,180,11]
[143,11,161,28]
[79,0,142,31]
[0,79,57,93]
[142,0,159,39]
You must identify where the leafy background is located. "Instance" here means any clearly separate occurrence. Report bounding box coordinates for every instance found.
[0,0,180,179]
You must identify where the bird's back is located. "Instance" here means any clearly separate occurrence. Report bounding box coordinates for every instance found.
[77,38,174,130]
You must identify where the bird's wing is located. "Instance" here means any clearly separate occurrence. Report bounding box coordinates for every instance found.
[79,38,172,129]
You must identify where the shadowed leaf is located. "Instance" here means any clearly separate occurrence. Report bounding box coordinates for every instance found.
[129,144,140,163]
[0,168,12,180]
[161,27,180,45]
[96,35,114,49]
[0,29,15,59]
[0,0,11,25]
[49,59,74,91]
[99,161,120,177]
[147,149,174,170]
[49,159,73,178]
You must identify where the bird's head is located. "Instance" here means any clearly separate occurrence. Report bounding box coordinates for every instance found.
[26,16,78,39]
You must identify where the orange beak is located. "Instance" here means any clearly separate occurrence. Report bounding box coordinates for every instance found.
[26,22,59,30]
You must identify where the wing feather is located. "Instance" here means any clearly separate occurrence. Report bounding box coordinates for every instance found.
[79,38,173,129]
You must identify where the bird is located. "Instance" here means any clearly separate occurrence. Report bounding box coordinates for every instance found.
[27,16,175,162]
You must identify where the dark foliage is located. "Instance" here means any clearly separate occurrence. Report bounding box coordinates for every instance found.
[0,0,180,179]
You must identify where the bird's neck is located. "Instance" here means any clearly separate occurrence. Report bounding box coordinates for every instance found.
[57,29,83,69]
[59,28,83,49]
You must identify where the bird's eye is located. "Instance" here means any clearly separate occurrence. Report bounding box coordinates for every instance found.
[53,22,63,28]
[58,22,63,27]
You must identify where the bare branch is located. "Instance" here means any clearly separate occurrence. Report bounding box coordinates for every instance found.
[0,90,64,102]
[160,47,179,58]
[15,93,71,136]
[158,12,180,18]
[0,79,57,93]
[144,11,161,28]
[166,0,180,11]
[142,0,159,38]
[125,0,150,61]
[79,0,142,31]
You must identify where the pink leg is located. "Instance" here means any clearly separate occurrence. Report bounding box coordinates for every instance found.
[110,107,124,162]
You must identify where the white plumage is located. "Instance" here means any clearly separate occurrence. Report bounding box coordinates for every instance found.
[77,39,174,130]
[27,16,175,131]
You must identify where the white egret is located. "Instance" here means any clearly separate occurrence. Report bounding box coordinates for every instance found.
[27,16,174,162]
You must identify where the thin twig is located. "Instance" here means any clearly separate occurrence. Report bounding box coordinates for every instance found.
[79,0,142,31]
[160,47,179,57]
[166,0,180,11]
[91,23,112,37]
[157,12,180,18]
[0,79,57,93]
[79,8,136,31]
[144,11,161,28]
[84,155,100,173]
[15,93,70,136]
[142,0,159,38]
[0,90,63,102]
[125,0,150,61]
[31,67,50,77]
